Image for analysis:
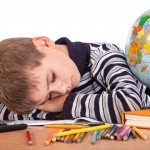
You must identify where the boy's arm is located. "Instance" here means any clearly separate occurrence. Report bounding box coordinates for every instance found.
[62,50,143,124]
[0,102,59,120]
[36,95,68,112]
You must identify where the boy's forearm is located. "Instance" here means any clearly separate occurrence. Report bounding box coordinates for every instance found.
[62,94,76,119]
[0,102,58,120]
[62,90,142,124]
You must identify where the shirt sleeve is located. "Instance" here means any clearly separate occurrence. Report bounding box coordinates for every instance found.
[62,49,143,123]
[0,102,58,120]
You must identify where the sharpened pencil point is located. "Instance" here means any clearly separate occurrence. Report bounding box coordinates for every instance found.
[28,141,33,145]
[45,141,49,146]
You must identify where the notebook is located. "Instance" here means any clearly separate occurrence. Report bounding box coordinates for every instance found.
[122,109,150,129]
[0,117,102,126]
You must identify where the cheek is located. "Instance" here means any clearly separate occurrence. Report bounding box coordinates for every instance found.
[30,87,48,104]
[29,92,40,103]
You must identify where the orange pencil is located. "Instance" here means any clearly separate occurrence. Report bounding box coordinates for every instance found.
[64,134,71,143]
[45,135,54,145]
[73,133,81,142]
[45,129,62,145]
[59,129,71,142]
[45,124,87,129]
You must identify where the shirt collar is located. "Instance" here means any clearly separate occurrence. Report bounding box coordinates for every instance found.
[55,37,90,76]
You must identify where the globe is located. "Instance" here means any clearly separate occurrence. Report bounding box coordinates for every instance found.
[125,9,150,88]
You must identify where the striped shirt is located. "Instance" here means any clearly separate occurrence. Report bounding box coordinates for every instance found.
[0,37,150,123]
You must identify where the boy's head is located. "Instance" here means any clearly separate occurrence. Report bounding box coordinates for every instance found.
[0,37,45,114]
[0,36,81,114]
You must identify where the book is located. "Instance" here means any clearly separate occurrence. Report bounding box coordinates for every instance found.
[1,117,102,126]
[122,109,150,129]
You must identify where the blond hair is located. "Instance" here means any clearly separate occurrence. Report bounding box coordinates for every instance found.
[0,38,45,114]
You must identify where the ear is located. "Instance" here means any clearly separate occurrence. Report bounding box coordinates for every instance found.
[32,36,55,48]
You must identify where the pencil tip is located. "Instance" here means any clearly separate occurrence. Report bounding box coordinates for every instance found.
[29,141,33,145]
[91,141,95,144]
[45,141,49,146]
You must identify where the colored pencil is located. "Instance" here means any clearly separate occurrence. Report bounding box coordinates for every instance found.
[73,133,81,142]
[91,130,99,144]
[97,128,107,140]
[54,124,111,137]
[56,128,69,141]
[60,136,66,142]
[114,126,123,139]
[105,124,118,139]
[130,128,137,139]
[117,125,130,140]
[68,134,76,143]
[64,134,71,143]
[59,129,71,142]
[26,129,32,145]
[122,128,131,141]
[132,127,147,140]
[45,129,62,145]
[76,132,87,143]
[102,128,110,139]
[45,124,87,129]
[45,135,54,145]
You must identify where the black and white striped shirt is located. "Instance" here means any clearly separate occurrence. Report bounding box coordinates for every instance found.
[0,37,150,123]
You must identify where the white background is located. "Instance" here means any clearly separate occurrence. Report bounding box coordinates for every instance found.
[0,0,150,51]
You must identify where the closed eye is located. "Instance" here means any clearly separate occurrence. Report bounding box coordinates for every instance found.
[52,73,56,83]
[39,94,50,105]
[39,99,47,105]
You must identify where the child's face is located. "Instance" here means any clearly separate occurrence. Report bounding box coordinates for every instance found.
[29,45,81,106]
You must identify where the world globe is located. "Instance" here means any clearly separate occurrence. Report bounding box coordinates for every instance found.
[125,9,150,88]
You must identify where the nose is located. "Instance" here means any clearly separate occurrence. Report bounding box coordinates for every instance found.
[49,81,70,96]
[58,82,68,94]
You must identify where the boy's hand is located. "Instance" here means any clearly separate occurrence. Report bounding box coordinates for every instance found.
[35,95,68,112]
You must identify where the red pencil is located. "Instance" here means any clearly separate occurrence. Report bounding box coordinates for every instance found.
[26,129,32,145]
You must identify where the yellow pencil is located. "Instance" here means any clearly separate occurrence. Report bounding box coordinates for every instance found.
[54,124,111,137]
[132,127,147,140]
[45,124,87,129]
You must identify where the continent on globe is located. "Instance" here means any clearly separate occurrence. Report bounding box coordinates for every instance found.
[125,9,150,88]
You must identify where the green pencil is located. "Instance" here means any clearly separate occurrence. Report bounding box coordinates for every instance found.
[97,128,107,140]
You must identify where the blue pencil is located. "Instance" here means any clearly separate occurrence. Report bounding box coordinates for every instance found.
[105,124,118,139]
[91,130,99,144]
